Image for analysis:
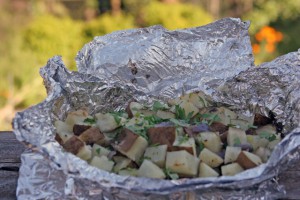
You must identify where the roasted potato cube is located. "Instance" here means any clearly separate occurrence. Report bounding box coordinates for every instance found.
[62,136,85,155]
[76,145,92,161]
[209,122,228,134]
[214,107,237,125]
[115,128,139,152]
[221,163,244,176]
[92,144,110,157]
[166,150,199,177]
[198,162,219,178]
[126,101,144,118]
[118,168,138,176]
[254,147,271,163]
[116,136,148,162]
[178,100,199,118]
[73,124,92,136]
[236,151,262,169]
[224,146,241,164]
[65,109,89,126]
[197,132,222,153]
[180,92,209,108]
[254,114,272,127]
[246,135,260,151]
[55,120,72,133]
[227,127,247,146]
[148,126,176,148]
[256,124,277,135]
[172,137,196,156]
[143,144,168,168]
[90,156,114,172]
[137,159,166,179]
[95,113,124,132]
[156,110,175,119]
[199,148,223,168]
[113,156,132,172]
[78,127,105,145]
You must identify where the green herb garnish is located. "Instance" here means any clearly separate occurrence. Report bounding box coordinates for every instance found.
[198,141,205,152]
[259,131,277,142]
[152,101,169,111]
[164,168,179,180]
[178,134,190,145]
[201,113,221,125]
[96,148,101,155]
[233,137,241,146]
[83,117,96,124]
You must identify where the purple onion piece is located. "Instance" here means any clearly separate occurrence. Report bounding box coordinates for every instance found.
[192,123,209,133]
[154,121,175,127]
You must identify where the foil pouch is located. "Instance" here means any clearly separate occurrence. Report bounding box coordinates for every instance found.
[13,18,300,199]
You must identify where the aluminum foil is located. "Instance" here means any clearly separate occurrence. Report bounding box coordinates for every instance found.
[13,18,300,199]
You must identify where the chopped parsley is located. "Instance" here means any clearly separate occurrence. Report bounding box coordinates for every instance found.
[233,137,241,146]
[83,117,96,124]
[178,134,190,145]
[259,131,277,142]
[201,113,221,125]
[96,148,101,155]
[164,168,179,180]
[152,101,169,111]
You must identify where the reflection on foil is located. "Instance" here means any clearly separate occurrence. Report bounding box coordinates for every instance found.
[13,18,300,199]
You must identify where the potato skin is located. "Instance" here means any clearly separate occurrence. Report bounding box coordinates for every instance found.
[55,133,64,145]
[73,124,92,136]
[236,151,261,169]
[62,136,84,155]
[116,128,139,152]
[147,126,176,148]
[79,127,105,145]
[253,114,272,127]
[209,122,228,134]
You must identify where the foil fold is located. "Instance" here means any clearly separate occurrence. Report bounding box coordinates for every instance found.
[13,18,300,199]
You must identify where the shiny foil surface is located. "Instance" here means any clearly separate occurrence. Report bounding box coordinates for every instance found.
[13,18,300,199]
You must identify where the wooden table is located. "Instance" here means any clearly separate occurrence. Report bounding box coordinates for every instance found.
[1,131,300,200]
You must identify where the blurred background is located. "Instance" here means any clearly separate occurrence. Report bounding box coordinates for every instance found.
[0,0,299,130]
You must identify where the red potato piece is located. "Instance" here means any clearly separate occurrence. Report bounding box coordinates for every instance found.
[62,136,85,155]
[168,146,194,156]
[78,127,105,145]
[116,128,139,152]
[209,122,228,134]
[147,126,176,148]
[55,134,64,145]
[126,101,143,118]
[253,114,272,127]
[73,124,92,136]
[236,151,262,169]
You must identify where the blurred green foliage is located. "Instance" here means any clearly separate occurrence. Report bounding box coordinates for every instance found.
[143,1,213,29]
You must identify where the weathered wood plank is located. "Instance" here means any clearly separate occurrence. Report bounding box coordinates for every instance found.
[0,132,24,200]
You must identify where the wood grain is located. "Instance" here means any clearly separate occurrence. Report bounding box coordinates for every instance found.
[1,131,300,199]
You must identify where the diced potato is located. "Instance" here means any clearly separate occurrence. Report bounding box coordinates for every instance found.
[224,146,241,164]
[78,127,105,145]
[95,113,124,132]
[230,119,251,131]
[113,156,132,172]
[73,124,92,136]
[257,137,269,148]
[62,136,84,154]
[139,110,156,117]
[90,156,114,172]
[126,102,144,118]
[246,135,260,151]
[76,145,92,161]
[172,137,197,156]
[254,147,271,163]
[137,160,166,179]
[92,144,110,157]
[57,131,74,143]
[221,163,244,176]
[209,122,228,134]
[55,120,72,133]
[256,124,277,135]
[236,151,262,169]
[148,126,176,148]
[167,97,182,106]
[117,135,148,162]
[65,110,89,126]
[180,92,208,108]
[198,162,219,178]
[118,168,138,176]
[178,100,199,118]
[144,145,168,168]
[197,132,222,153]
[214,107,237,125]
[267,139,281,151]
[199,148,223,168]
[156,110,175,119]
[166,150,200,177]
[227,127,247,146]
[254,114,272,126]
